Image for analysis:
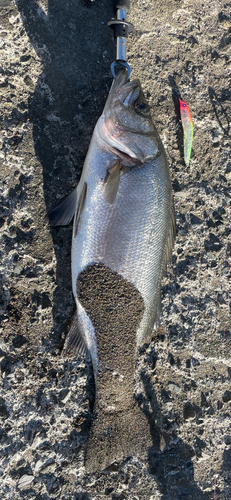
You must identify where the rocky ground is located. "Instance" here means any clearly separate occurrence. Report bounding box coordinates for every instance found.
[0,0,231,498]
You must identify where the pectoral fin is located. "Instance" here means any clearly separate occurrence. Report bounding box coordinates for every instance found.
[73,182,87,237]
[103,160,121,205]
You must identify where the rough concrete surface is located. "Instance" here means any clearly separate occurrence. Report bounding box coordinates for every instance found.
[0,0,230,498]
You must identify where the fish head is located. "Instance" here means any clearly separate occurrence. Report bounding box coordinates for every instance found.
[98,70,159,165]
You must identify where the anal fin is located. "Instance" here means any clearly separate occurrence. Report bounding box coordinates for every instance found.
[63,313,87,357]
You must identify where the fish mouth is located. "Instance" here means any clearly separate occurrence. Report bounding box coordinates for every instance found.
[105,69,140,111]
[112,147,141,165]
[112,68,128,88]
[109,69,130,95]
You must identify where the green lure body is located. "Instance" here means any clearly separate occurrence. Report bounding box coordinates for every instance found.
[179,98,193,166]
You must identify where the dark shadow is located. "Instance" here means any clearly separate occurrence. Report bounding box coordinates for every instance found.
[208,86,231,137]
[16,0,115,349]
[136,347,211,500]
[168,75,184,164]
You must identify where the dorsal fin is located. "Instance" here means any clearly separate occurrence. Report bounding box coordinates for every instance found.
[47,186,78,226]
[46,181,87,236]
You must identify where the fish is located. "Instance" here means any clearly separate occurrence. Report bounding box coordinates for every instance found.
[179,98,193,166]
[48,69,175,471]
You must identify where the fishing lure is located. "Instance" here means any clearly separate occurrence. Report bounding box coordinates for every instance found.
[179,98,193,166]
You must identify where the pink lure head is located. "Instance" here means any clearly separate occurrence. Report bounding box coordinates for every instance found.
[179,98,192,121]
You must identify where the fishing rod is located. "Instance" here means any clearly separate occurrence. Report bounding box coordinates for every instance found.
[108,0,134,78]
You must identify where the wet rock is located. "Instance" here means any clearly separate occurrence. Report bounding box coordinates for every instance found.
[12,334,28,348]
[222,390,231,403]
[224,435,231,445]
[0,397,9,418]
[204,233,222,252]
[219,27,231,50]
[190,214,203,225]
[9,461,33,479]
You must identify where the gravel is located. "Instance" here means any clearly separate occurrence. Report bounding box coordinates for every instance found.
[0,0,230,499]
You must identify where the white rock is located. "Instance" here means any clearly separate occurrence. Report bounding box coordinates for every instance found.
[18,475,34,488]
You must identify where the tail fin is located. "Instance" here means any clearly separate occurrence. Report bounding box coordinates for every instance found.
[85,394,152,472]
[76,263,153,471]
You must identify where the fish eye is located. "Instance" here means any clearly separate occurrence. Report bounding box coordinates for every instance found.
[182,103,186,107]
[137,103,146,110]
[134,99,150,114]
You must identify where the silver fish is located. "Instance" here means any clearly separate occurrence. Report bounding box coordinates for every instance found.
[49,70,175,471]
